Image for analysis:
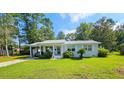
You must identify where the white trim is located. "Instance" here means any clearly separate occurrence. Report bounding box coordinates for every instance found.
[39,46,41,55]
[30,46,32,57]
[52,45,55,58]
[43,46,46,52]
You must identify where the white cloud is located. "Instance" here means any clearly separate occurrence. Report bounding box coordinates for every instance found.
[61,29,76,35]
[113,22,121,30]
[59,13,95,23]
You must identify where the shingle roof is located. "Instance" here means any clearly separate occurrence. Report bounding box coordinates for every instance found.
[42,40,65,44]
[64,40,100,44]
[30,40,100,46]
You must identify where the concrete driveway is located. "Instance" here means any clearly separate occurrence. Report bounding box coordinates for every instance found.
[0,58,33,67]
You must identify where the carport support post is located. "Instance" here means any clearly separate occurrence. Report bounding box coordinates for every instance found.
[39,46,41,55]
[52,45,55,58]
[61,45,63,58]
[43,46,46,52]
[30,46,32,57]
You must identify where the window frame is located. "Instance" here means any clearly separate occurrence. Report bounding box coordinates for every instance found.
[83,45,92,51]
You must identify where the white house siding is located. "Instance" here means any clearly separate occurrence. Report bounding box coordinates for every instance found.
[32,44,99,58]
[83,44,98,57]
[64,44,98,57]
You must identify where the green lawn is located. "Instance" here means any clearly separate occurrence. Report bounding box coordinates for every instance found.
[0,55,29,62]
[0,52,124,79]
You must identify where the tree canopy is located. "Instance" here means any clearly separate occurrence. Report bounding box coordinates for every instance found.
[75,23,93,40]
[91,17,117,51]
[57,31,65,39]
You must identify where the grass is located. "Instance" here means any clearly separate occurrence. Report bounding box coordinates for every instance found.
[0,55,29,62]
[0,52,124,79]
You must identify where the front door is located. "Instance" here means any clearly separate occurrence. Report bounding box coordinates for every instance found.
[54,46,61,55]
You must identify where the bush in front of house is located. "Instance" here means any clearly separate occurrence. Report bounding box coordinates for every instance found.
[77,48,85,59]
[63,50,74,58]
[98,48,109,57]
[34,52,41,57]
[38,50,52,59]
[119,43,124,55]
[20,46,30,55]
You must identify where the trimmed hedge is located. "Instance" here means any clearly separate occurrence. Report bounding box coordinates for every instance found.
[98,48,109,57]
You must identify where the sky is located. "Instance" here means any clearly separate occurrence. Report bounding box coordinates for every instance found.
[45,13,124,35]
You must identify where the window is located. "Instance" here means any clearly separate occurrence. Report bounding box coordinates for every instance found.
[84,45,87,50]
[72,48,75,51]
[87,45,92,51]
[83,45,92,51]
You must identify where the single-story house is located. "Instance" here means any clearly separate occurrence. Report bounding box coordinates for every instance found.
[29,40,101,58]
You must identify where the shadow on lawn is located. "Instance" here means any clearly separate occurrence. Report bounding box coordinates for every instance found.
[115,53,124,56]
[71,57,93,60]
[13,55,30,59]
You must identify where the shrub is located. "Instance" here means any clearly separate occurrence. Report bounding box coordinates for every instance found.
[38,50,52,59]
[63,50,73,58]
[20,46,30,55]
[120,43,124,55]
[38,54,47,59]
[98,48,109,57]
[34,52,40,57]
[77,48,85,59]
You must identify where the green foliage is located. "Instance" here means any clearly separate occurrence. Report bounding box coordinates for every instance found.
[38,50,52,59]
[115,24,124,45]
[15,13,54,44]
[0,13,17,56]
[63,50,74,58]
[98,48,109,57]
[119,43,124,55]
[65,33,76,41]
[20,46,30,55]
[75,23,92,40]
[91,17,117,51]
[77,48,85,58]
[57,31,65,39]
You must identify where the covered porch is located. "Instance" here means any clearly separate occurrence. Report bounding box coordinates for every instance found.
[29,43,64,58]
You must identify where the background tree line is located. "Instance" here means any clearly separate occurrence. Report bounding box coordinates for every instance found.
[0,14,124,56]
[64,17,124,51]
[0,13,54,56]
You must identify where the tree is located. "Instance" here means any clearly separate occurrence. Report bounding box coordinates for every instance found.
[91,17,117,51]
[75,23,93,40]
[57,31,65,39]
[12,13,25,55]
[18,13,54,44]
[0,14,16,56]
[119,43,124,55]
[115,24,124,45]
[65,33,76,41]
[77,48,85,59]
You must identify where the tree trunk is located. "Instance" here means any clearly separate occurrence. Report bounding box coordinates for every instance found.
[18,35,21,55]
[1,45,4,56]
[5,39,9,56]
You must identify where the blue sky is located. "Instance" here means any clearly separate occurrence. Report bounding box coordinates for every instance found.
[45,13,124,35]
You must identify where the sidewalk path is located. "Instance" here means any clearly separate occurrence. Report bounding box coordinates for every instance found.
[0,58,33,68]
